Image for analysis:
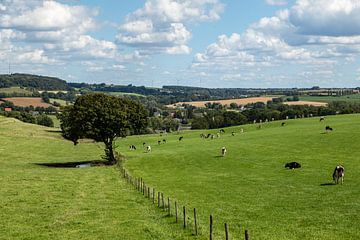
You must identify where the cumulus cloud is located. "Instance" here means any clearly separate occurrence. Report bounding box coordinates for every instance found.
[289,0,360,36]
[116,0,224,54]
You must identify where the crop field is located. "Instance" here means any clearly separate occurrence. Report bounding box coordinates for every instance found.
[1,97,52,108]
[284,100,328,107]
[168,97,274,108]
[0,116,191,240]
[300,95,360,103]
[121,114,360,240]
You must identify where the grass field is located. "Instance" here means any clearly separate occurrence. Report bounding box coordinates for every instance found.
[0,87,33,95]
[50,98,68,106]
[0,116,193,240]
[300,94,360,103]
[121,114,360,240]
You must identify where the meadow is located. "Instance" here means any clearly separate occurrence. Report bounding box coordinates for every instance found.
[0,116,192,240]
[300,95,360,103]
[1,114,360,239]
[121,114,360,240]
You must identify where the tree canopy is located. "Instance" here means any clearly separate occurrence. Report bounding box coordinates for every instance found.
[59,93,148,163]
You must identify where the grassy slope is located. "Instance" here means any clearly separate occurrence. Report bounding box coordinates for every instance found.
[300,95,360,103]
[122,114,360,240]
[0,117,192,240]
[0,87,33,95]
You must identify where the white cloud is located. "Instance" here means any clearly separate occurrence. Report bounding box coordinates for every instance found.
[265,0,288,6]
[289,0,360,36]
[116,0,224,54]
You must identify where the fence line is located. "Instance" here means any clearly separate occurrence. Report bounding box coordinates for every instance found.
[117,162,250,239]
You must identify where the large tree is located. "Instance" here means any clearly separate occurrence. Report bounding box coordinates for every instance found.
[59,93,147,163]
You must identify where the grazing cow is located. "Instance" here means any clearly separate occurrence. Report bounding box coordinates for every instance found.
[221,147,227,157]
[163,139,166,143]
[281,122,286,126]
[285,162,301,169]
[325,126,333,131]
[129,145,136,150]
[158,140,161,145]
[320,116,325,122]
[146,145,151,152]
[179,136,183,141]
[333,165,345,184]
[206,133,211,139]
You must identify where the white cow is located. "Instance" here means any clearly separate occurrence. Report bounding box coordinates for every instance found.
[146,145,151,152]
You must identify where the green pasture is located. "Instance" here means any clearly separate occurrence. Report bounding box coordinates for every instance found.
[49,98,68,106]
[121,114,360,240]
[300,94,360,103]
[0,87,33,95]
[0,116,191,240]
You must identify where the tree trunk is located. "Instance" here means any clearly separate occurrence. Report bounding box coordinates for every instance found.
[104,139,116,164]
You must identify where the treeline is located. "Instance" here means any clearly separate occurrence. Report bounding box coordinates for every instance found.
[0,111,54,127]
[0,73,70,90]
[191,101,360,129]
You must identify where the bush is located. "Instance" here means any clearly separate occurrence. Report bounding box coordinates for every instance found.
[36,114,54,127]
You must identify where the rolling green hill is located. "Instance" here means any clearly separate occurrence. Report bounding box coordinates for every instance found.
[121,114,360,240]
[0,116,191,240]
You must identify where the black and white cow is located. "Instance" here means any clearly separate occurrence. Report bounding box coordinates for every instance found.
[333,165,345,184]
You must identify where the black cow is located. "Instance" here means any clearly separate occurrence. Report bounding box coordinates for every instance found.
[325,126,333,131]
[285,162,301,169]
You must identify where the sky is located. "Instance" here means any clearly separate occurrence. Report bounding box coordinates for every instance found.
[1,0,360,88]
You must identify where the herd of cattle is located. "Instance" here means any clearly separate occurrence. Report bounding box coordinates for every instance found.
[128,116,344,185]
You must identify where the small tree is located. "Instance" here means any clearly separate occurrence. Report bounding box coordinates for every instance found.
[58,93,147,163]
[36,114,54,127]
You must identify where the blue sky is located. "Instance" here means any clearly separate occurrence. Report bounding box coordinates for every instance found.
[0,0,360,88]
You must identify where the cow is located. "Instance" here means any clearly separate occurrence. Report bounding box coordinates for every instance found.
[179,136,183,141]
[325,126,333,131]
[221,147,227,157]
[333,165,345,184]
[146,145,151,152]
[285,162,301,169]
[320,116,325,122]
[281,122,286,126]
[129,145,136,150]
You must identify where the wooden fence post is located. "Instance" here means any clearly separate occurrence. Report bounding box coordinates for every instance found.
[225,223,229,240]
[175,201,178,223]
[210,215,213,240]
[153,188,155,204]
[245,230,249,240]
[158,192,160,207]
[183,206,186,229]
[194,208,198,235]
[167,197,171,216]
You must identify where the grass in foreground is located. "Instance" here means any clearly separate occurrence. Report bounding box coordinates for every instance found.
[122,114,360,240]
[0,116,192,240]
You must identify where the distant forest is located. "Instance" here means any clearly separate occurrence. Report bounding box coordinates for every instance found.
[0,74,70,91]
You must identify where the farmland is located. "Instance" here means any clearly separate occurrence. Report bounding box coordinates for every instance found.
[1,114,360,239]
[168,97,274,108]
[121,114,360,239]
[284,100,328,107]
[300,95,360,103]
[0,116,191,240]
[2,97,52,108]
[0,87,33,95]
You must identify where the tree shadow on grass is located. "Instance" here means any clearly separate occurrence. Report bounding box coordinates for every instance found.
[34,160,114,168]
[320,182,336,186]
[46,130,62,133]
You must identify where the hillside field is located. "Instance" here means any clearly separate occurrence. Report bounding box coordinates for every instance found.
[300,95,360,103]
[121,114,360,240]
[1,114,360,239]
[0,116,192,240]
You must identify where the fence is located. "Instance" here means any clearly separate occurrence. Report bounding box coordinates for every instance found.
[117,162,250,240]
